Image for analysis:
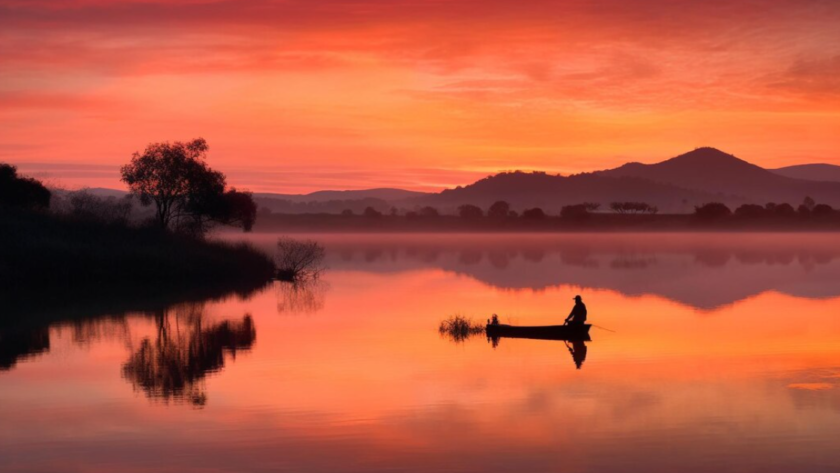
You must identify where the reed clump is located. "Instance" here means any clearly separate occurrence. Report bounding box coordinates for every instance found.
[438,314,485,342]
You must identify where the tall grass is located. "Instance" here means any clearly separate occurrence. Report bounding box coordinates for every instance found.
[438,314,485,343]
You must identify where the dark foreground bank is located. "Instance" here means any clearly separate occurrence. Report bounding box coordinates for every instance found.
[0,210,275,290]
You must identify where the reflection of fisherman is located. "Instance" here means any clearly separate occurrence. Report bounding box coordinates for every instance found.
[565,340,588,369]
[565,295,587,326]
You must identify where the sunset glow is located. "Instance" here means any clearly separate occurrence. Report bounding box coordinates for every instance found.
[3,0,840,192]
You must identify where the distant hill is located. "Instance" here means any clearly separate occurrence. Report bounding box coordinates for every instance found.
[254,188,428,203]
[413,171,715,213]
[46,151,840,215]
[51,187,128,199]
[253,188,428,214]
[771,164,840,183]
[594,147,840,207]
[410,147,840,213]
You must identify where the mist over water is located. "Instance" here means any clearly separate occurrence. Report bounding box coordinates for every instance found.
[2,233,840,472]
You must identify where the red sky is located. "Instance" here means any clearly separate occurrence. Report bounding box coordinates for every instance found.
[2,0,840,193]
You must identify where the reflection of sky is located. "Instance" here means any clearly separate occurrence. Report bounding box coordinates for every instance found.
[3,235,840,472]
[233,233,840,310]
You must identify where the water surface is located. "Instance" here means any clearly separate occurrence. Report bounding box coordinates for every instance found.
[2,233,840,472]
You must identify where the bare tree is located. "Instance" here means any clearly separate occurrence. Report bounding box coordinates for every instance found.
[275,237,326,281]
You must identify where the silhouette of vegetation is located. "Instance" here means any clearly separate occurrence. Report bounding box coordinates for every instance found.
[438,314,485,343]
[66,190,135,225]
[773,202,796,217]
[122,305,255,406]
[487,200,511,219]
[0,210,275,290]
[363,206,383,218]
[813,204,835,217]
[120,138,256,235]
[694,202,732,220]
[734,203,766,219]
[458,204,484,219]
[560,203,594,221]
[521,207,546,219]
[0,163,51,210]
[419,206,440,217]
[275,237,326,281]
[610,201,657,214]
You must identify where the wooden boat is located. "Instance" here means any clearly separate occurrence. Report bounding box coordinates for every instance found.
[485,323,591,341]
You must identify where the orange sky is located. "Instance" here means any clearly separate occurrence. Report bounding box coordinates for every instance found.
[2,0,840,193]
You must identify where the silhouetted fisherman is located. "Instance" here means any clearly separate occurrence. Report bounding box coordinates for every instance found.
[565,295,587,326]
[566,340,588,369]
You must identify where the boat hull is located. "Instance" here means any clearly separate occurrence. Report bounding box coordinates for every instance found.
[485,323,591,341]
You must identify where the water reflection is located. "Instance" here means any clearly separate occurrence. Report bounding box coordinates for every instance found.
[0,282,267,409]
[123,304,255,406]
[0,327,49,371]
[566,340,588,369]
[484,329,592,370]
[299,234,840,310]
[4,234,840,472]
[276,279,328,315]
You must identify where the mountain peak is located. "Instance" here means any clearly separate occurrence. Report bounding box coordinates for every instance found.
[666,147,749,166]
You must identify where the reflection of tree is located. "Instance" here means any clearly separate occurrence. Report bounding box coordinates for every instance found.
[122,305,255,406]
[488,250,511,269]
[0,327,50,371]
[459,249,483,265]
[694,249,731,268]
[276,279,328,315]
[610,257,657,269]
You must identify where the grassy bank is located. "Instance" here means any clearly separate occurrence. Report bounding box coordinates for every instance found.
[0,210,275,290]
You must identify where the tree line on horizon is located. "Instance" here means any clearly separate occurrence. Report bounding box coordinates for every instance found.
[333,197,839,225]
[693,198,836,220]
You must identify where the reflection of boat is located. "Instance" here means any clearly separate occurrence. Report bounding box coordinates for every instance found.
[485,323,591,341]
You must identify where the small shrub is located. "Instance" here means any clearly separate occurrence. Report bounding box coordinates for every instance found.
[438,314,485,343]
[275,237,326,281]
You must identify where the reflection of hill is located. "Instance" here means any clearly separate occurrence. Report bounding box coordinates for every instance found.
[123,306,255,406]
[316,234,840,310]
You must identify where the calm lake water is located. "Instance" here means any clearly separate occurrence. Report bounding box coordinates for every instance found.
[3,233,840,472]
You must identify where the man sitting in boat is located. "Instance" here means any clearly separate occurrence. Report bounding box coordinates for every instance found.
[565,295,587,326]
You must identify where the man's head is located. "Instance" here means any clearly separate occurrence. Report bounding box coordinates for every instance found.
[573,295,583,302]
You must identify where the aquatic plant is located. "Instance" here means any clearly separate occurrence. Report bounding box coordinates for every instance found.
[438,314,485,343]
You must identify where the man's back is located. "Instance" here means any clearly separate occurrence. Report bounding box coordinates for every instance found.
[570,302,587,324]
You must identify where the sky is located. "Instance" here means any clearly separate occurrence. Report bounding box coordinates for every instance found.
[2,0,840,193]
